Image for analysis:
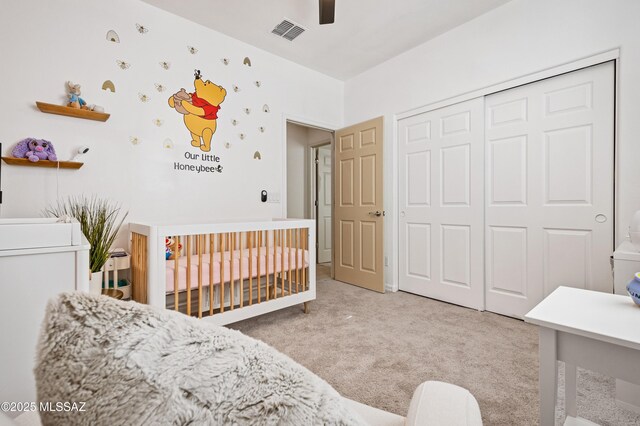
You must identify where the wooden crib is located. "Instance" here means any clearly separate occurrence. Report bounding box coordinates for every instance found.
[129,219,315,325]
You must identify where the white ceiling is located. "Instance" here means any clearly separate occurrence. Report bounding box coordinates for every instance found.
[143,0,511,81]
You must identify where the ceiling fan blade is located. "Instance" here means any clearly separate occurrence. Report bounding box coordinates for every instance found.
[319,0,335,25]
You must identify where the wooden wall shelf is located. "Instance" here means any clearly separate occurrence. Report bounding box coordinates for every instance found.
[35,101,110,122]
[1,157,83,169]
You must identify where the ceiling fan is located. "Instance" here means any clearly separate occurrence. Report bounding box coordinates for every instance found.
[319,0,335,25]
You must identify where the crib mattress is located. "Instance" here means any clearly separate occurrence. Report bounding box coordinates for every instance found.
[165,246,309,293]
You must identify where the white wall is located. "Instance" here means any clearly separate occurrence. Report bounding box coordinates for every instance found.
[343,0,640,290]
[286,122,332,219]
[0,0,343,245]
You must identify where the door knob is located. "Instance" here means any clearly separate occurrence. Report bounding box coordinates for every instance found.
[369,211,382,217]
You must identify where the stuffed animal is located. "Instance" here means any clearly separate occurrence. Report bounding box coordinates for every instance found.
[12,138,57,162]
[165,236,183,260]
[67,81,89,109]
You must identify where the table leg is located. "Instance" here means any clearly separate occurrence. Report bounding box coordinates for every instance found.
[564,362,577,419]
[539,327,558,426]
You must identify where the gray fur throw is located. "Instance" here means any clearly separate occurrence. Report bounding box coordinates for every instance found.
[35,293,366,425]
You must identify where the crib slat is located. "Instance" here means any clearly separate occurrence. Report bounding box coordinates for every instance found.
[288,229,292,295]
[295,229,300,294]
[302,228,306,291]
[258,231,269,303]
[219,233,225,313]
[257,231,262,303]
[174,237,180,311]
[249,231,253,306]
[275,229,284,297]
[186,235,192,316]
[197,234,203,318]
[238,232,244,308]
[230,233,235,310]
[273,230,277,299]
[209,234,214,316]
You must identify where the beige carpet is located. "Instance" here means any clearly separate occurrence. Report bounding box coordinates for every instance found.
[231,265,640,425]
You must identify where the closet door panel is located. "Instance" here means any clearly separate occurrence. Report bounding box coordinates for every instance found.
[399,98,484,310]
[485,61,614,318]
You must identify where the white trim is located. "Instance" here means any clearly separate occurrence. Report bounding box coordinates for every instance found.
[389,115,400,292]
[396,48,620,120]
[393,49,620,296]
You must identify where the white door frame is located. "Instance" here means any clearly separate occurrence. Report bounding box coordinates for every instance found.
[282,114,336,276]
[309,141,333,264]
[392,48,620,293]
[281,114,338,219]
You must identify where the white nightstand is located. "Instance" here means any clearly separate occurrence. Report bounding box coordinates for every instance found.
[103,251,131,299]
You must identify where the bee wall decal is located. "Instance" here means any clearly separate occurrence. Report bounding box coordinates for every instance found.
[232,85,240,93]
[254,151,262,160]
[263,104,270,113]
[116,60,130,70]
[153,118,163,127]
[155,83,166,92]
[244,108,251,115]
[259,126,265,133]
[187,46,198,54]
[159,61,171,70]
[231,119,238,126]
[130,137,140,145]
[254,81,261,88]
[163,138,174,149]
[138,93,150,103]
[135,23,148,34]
[239,133,246,140]
[225,142,231,149]
[221,58,229,65]
[243,57,252,66]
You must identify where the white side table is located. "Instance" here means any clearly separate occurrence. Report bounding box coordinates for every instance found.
[525,286,640,426]
[103,252,131,298]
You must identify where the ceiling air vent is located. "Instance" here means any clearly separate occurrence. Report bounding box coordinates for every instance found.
[271,19,305,41]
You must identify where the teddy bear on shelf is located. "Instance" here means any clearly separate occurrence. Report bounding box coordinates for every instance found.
[12,138,57,162]
[165,236,183,260]
[67,81,89,109]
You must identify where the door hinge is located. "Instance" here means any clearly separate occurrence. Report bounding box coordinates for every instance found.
[314,159,319,164]
[314,200,318,207]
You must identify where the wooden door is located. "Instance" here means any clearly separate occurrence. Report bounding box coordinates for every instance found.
[484,61,614,318]
[317,146,332,264]
[398,99,485,309]
[334,117,384,292]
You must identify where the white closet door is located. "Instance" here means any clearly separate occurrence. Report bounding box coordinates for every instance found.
[485,61,614,318]
[398,98,484,310]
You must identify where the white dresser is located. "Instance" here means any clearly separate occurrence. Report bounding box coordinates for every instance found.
[0,218,89,411]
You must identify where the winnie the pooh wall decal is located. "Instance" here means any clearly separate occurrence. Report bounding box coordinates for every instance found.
[168,69,227,153]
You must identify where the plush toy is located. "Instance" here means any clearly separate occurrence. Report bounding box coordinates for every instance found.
[165,236,182,260]
[12,138,57,162]
[67,81,89,109]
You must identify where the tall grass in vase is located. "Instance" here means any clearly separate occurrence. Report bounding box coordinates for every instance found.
[45,196,128,275]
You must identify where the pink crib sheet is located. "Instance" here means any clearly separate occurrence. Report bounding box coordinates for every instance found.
[165,246,309,293]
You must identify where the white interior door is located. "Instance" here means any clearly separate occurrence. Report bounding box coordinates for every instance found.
[485,61,614,318]
[398,98,484,310]
[317,146,332,263]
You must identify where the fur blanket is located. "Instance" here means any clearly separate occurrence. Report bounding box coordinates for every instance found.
[35,293,366,425]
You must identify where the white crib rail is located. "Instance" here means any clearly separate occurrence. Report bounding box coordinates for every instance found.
[129,219,315,325]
